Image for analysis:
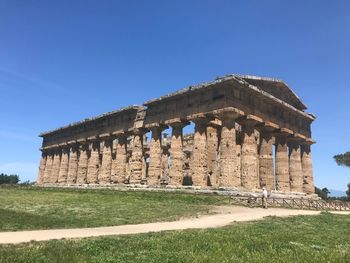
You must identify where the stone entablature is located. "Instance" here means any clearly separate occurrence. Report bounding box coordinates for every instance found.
[37,74,316,195]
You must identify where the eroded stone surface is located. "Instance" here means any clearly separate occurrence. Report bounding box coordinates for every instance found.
[206,124,219,187]
[275,135,290,192]
[289,141,303,192]
[113,136,128,183]
[241,126,259,190]
[148,127,162,185]
[76,145,89,184]
[190,121,208,187]
[219,116,241,188]
[301,143,315,194]
[168,123,186,186]
[50,150,61,184]
[57,148,69,184]
[66,147,78,184]
[99,139,112,184]
[259,132,274,190]
[86,142,100,184]
[129,132,144,184]
[37,153,47,184]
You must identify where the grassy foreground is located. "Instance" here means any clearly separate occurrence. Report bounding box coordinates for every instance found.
[0,186,228,231]
[0,213,349,263]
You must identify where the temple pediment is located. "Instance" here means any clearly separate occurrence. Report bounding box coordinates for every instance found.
[236,75,307,111]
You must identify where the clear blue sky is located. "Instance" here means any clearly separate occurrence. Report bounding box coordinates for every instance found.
[0,1,349,190]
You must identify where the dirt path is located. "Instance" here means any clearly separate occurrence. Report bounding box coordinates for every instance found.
[1,206,349,245]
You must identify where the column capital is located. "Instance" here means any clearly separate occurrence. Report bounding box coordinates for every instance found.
[129,127,147,135]
[187,113,213,125]
[111,129,129,137]
[78,143,89,150]
[300,138,316,146]
[207,118,222,128]
[145,122,168,132]
[99,132,113,139]
[87,135,99,142]
[274,127,294,137]
[257,121,279,133]
[288,132,306,144]
[67,140,78,146]
[165,118,190,128]
[76,138,88,144]
[213,107,245,120]
[237,114,264,127]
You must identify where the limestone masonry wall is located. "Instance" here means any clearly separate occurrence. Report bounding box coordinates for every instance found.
[37,74,316,194]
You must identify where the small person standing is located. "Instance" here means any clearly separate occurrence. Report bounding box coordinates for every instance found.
[262,187,268,209]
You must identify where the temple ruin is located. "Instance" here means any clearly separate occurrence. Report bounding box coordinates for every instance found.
[37,74,316,195]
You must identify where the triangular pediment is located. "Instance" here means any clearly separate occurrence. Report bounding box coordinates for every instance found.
[236,75,307,110]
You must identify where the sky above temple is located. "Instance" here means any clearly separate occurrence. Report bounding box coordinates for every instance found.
[0,1,349,192]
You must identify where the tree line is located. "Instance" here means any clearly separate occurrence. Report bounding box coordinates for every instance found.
[0,173,20,184]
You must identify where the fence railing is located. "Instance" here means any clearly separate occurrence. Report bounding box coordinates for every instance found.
[229,196,350,211]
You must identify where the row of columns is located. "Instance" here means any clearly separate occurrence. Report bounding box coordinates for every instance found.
[38,109,315,194]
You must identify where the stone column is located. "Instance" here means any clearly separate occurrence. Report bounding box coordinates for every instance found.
[57,147,69,184]
[161,142,170,184]
[129,129,145,184]
[76,143,89,184]
[43,152,53,184]
[215,108,244,188]
[189,114,210,187]
[288,136,303,193]
[206,120,220,187]
[166,119,188,186]
[50,148,61,184]
[147,125,164,186]
[112,134,128,184]
[37,151,47,184]
[239,115,263,191]
[86,140,100,184]
[258,122,279,190]
[99,137,113,184]
[110,138,118,183]
[67,145,79,184]
[301,139,315,194]
[275,128,293,192]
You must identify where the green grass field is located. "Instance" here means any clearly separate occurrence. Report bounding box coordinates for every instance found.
[0,213,349,263]
[0,186,228,231]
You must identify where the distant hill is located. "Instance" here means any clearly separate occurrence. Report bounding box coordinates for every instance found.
[329,189,346,197]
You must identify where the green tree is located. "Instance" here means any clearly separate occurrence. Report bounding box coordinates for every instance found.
[334,151,350,168]
[346,183,350,199]
[315,187,328,200]
[0,173,20,185]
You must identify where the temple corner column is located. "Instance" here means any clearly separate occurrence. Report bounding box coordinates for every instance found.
[288,133,305,193]
[301,138,315,194]
[37,150,47,185]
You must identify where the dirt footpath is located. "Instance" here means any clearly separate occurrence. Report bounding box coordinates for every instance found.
[0,206,349,245]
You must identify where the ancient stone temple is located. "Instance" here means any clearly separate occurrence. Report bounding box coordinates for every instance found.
[37,74,316,195]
